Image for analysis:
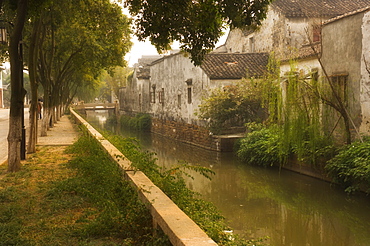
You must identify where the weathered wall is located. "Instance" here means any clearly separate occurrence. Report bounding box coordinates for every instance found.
[151,118,218,151]
[360,11,370,134]
[321,12,365,140]
[225,7,323,60]
[149,53,209,124]
[280,58,321,76]
[151,118,240,152]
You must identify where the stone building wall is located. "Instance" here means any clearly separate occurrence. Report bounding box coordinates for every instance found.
[321,10,367,141]
[149,53,210,125]
[360,10,370,134]
[225,7,323,61]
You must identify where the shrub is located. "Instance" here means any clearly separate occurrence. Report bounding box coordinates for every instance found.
[120,113,151,131]
[103,132,264,245]
[325,140,370,194]
[197,82,267,135]
[237,126,283,167]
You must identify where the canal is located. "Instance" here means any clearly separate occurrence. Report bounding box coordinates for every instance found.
[86,111,370,246]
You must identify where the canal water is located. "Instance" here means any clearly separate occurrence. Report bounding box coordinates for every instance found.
[86,111,370,246]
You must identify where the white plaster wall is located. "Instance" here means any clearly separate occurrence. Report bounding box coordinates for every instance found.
[225,8,279,54]
[225,6,324,61]
[360,11,370,134]
[321,12,365,140]
[280,59,321,76]
[149,54,211,124]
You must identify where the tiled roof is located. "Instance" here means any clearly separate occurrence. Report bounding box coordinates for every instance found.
[273,0,370,18]
[324,6,370,25]
[135,56,162,79]
[281,42,321,62]
[201,53,269,79]
[136,67,150,79]
[299,42,321,59]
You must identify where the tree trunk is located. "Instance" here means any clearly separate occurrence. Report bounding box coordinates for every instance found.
[7,0,28,172]
[27,97,38,153]
[50,106,55,127]
[27,18,41,154]
[40,107,50,136]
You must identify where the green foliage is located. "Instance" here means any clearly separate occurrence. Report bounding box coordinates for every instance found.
[256,58,333,165]
[23,0,132,109]
[61,133,171,244]
[100,66,133,101]
[197,81,267,134]
[120,113,151,131]
[236,124,282,167]
[325,139,370,194]
[106,114,118,125]
[124,0,272,65]
[101,131,262,245]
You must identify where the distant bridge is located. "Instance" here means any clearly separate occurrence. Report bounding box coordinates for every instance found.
[73,102,119,113]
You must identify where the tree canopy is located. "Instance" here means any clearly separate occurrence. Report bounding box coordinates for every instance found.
[0,0,132,171]
[124,0,272,65]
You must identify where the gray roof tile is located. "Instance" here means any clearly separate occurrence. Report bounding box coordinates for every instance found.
[273,0,370,18]
[201,53,269,79]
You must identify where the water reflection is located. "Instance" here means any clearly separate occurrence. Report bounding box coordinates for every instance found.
[86,111,370,246]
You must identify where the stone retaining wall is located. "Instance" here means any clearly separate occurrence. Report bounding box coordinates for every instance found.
[151,118,217,150]
[70,109,218,246]
[151,118,243,152]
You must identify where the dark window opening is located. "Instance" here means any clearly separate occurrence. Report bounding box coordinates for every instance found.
[330,74,348,105]
[178,94,181,108]
[150,87,156,103]
[159,88,164,104]
[313,25,321,42]
[187,87,192,104]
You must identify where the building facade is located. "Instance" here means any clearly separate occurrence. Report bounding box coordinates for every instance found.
[321,7,370,138]
[120,0,370,149]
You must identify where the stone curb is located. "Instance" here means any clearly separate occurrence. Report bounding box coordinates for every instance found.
[70,108,218,246]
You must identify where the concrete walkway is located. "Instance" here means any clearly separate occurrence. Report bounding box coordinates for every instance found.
[37,115,79,146]
[1,115,78,166]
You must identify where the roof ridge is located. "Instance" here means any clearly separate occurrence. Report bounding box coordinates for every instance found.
[324,5,370,25]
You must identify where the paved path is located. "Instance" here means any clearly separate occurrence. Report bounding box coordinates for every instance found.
[37,115,79,146]
[0,111,79,165]
[0,109,10,165]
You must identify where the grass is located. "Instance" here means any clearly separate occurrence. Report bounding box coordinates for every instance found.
[0,133,170,245]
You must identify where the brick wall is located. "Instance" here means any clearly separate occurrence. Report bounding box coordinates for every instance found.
[151,118,220,151]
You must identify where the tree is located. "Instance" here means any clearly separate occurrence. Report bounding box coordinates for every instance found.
[197,80,267,134]
[24,0,132,139]
[1,0,29,172]
[1,0,132,170]
[124,0,272,65]
[100,66,133,102]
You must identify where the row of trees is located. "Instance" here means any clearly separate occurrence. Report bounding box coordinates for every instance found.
[1,0,273,172]
[1,0,132,172]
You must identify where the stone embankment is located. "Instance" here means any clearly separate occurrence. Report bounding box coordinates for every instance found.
[70,109,217,246]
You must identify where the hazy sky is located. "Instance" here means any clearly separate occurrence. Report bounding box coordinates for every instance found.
[124,32,229,67]
[118,2,229,67]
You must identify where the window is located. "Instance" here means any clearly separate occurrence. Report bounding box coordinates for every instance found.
[139,93,142,108]
[185,79,193,104]
[330,74,348,105]
[178,94,181,108]
[150,85,156,103]
[249,37,255,52]
[159,88,164,104]
[187,87,192,104]
[312,25,321,42]
[311,68,319,81]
